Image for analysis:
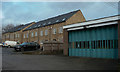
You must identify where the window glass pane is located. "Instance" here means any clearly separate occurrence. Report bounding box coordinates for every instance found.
[59,27,63,33]
[41,31,43,36]
[24,34,25,38]
[53,28,56,34]
[35,32,37,36]
[45,30,48,35]
[87,41,89,48]
[98,40,100,48]
[103,40,105,48]
[93,41,95,49]
[108,40,110,49]
[76,42,80,48]
[106,40,107,49]
[114,40,118,49]
[79,42,81,48]
[111,40,113,48]
[31,32,34,37]
[84,41,85,48]
[101,40,102,49]
[18,34,19,38]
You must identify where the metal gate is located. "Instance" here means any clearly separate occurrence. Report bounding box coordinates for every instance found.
[68,24,118,59]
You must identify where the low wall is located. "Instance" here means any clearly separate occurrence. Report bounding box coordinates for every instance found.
[43,41,63,51]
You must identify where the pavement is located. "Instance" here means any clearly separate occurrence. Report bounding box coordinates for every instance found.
[2,47,119,70]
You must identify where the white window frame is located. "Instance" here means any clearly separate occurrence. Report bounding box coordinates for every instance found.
[41,31,43,36]
[8,34,9,38]
[35,32,37,36]
[53,28,56,34]
[24,34,25,38]
[18,34,19,38]
[27,33,29,38]
[59,27,63,33]
[31,32,34,37]
[45,30,48,36]
[16,34,17,38]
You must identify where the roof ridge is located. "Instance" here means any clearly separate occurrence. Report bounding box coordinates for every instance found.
[37,9,79,23]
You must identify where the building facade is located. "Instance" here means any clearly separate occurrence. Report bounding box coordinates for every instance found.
[2,22,35,43]
[22,10,86,46]
[63,15,120,59]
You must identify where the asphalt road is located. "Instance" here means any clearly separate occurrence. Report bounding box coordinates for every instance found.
[2,47,119,70]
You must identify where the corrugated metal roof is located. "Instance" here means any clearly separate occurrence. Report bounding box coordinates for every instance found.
[24,10,79,31]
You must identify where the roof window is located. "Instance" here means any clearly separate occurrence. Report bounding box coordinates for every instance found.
[56,20,59,22]
[43,23,46,25]
[48,22,51,24]
[62,18,66,21]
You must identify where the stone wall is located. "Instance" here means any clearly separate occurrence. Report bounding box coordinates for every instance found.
[43,41,63,51]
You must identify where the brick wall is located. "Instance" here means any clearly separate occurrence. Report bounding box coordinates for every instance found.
[63,29,68,55]
[66,10,86,25]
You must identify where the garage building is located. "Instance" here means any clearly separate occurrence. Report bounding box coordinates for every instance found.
[63,15,120,59]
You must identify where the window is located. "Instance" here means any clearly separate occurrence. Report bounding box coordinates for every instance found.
[114,40,118,49]
[108,40,110,49]
[16,34,17,38]
[27,33,29,38]
[41,31,43,36]
[45,30,48,36]
[59,27,63,33]
[85,41,89,48]
[53,39,56,41]
[18,34,19,38]
[103,40,105,48]
[83,41,85,48]
[111,40,113,48]
[24,34,25,38]
[56,20,59,22]
[45,40,48,42]
[7,34,9,38]
[38,25,41,27]
[76,42,80,48]
[31,32,34,37]
[48,22,51,24]
[35,32,37,36]
[62,18,66,21]
[43,23,46,25]
[53,28,56,34]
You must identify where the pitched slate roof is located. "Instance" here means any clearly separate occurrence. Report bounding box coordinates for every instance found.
[3,22,32,33]
[24,10,79,31]
[3,25,24,34]
[14,23,32,32]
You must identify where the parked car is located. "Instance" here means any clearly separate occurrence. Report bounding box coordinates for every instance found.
[14,42,40,51]
[3,41,20,48]
[0,43,3,47]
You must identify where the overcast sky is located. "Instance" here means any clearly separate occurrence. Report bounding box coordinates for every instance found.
[1,2,118,27]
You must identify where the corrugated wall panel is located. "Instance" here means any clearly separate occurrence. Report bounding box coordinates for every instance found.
[68,24,118,59]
